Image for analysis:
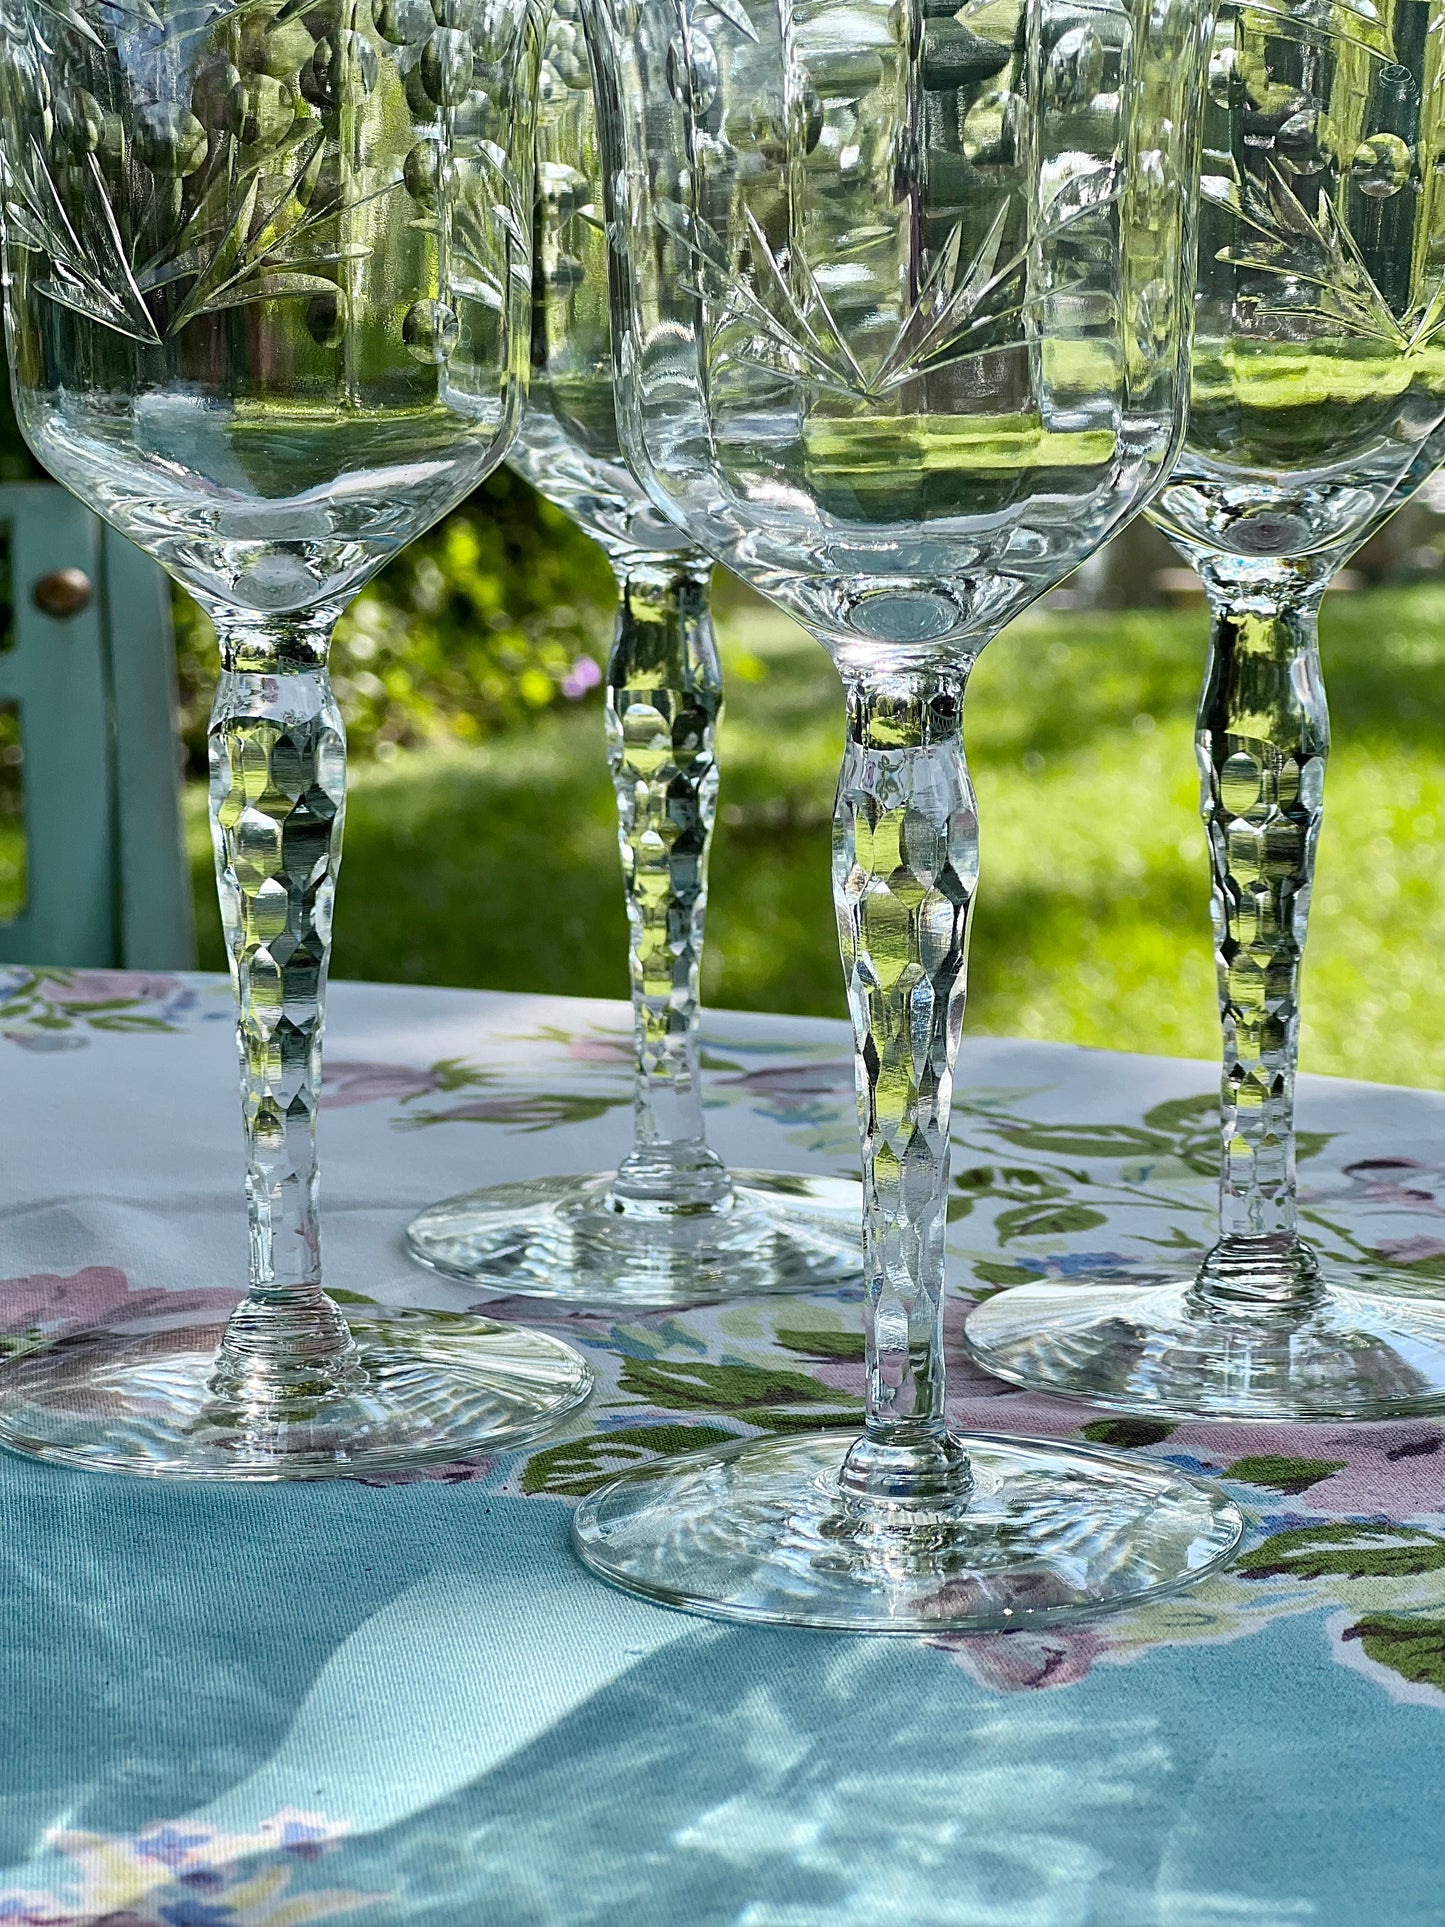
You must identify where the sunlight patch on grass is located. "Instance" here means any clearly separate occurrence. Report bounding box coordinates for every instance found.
[187,580,1445,1092]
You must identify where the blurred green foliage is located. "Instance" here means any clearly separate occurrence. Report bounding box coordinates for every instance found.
[182,575,1445,1091]
[1,355,615,771]
[170,467,614,768]
[0,367,39,483]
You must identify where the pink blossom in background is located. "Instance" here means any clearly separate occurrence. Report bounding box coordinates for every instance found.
[561,656,602,699]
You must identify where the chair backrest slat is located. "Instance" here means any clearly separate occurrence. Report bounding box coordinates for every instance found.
[103,522,195,970]
[0,482,194,969]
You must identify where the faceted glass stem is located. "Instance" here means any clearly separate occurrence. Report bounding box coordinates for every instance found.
[605,553,732,1216]
[1189,553,1333,1313]
[204,609,360,1413]
[833,668,978,1509]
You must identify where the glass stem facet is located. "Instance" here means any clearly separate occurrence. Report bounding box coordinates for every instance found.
[205,609,360,1410]
[833,667,978,1510]
[1190,554,1333,1312]
[605,553,732,1216]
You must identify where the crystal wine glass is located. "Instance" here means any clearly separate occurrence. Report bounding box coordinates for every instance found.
[0,0,594,1474]
[569,0,1243,1627]
[403,0,862,1307]
[967,0,1445,1421]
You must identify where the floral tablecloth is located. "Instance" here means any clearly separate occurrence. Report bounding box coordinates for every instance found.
[2,969,1443,1926]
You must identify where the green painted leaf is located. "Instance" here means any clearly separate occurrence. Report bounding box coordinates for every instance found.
[995,1202,1107,1242]
[1239,1522,1445,1582]
[1080,1417,1176,1449]
[1225,1455,1347,1495]
[521,1424,736,1497]
[990,1122,1175,1159]
[1342,1614,1445,1693]
[618,1357,845,1412]
[749,1406,861,1433]
[1142,1093,1215,1134]
[1142,1226,1213,1250]
[954,1164,1066,1198]
[773,1327,867,1362]
[1371,1249,1445,1281]
[400,1093,624,1132]
[425,1057,496,1093]
[954,1164,998,1191]
[970,1261,1045,1288]
[1295,1131,1333,1165]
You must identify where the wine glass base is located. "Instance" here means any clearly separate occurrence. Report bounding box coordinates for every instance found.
[0,1306,594,1479]
[405,1169,862,1307]
[572,1429,1242,1631]
[965,1273,1445,1421]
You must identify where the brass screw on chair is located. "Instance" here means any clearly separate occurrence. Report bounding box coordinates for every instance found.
[32,568,92,619]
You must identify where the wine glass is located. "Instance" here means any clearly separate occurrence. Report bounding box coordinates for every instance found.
[0,0,594,1475]
[967,0,1445,1421]
[403,0,862,1306]
[570,0,1243,1627]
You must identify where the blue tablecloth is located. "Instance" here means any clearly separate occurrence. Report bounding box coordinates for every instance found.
[2,969,1442,1925]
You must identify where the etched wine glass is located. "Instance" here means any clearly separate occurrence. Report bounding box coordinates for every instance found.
[402,0,861,1306]
[570,0,1243,1627]
[0,0,595,1474]
[968,0,1445,1421]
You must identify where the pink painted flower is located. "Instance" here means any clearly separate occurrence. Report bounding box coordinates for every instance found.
[563,1034,633,1064]
[1373,1235,1445,1265]
[320,1060,450,1108]
[1314,1157,1445,1215]
[719,1063,855,1098]
[1163,1415,1445,1518]
[356,1456,494,1488]
[0,1892,77,1925]
[0,1268,237,1340]
[935,1626,1112,1691]
[35,972,181,1006]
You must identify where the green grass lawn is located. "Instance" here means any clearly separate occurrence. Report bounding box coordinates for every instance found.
[187,578,1445,1090]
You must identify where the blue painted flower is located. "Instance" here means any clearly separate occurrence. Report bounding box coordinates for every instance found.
[158,1896,234,1927]
[136,1826,215,1868]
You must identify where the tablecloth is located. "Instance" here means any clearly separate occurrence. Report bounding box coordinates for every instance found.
[1,967,1442,1926]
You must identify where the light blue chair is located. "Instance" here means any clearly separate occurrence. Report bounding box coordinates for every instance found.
[0,483,194,968]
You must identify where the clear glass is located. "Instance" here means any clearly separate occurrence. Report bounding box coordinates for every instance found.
[968,0,1445,1421]
[571,0,1243,1628]
[405,4,861,1304]
[0,0,593,1475]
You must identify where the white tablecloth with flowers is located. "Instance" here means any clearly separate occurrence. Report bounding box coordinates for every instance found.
[1,968,1442,1926]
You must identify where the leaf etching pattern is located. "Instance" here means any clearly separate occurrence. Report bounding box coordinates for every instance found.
[669,166,1117,403]
[6,142,161,342]
[1203,157,1438,350]
[0,4,453,346]
[1202,131,1445,358]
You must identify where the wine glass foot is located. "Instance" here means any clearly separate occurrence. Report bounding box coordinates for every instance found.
[405,1169,863,1307]
[965,1272,1445,1421]
[572,1429,1242,1630]
[0,1305,594,1479]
